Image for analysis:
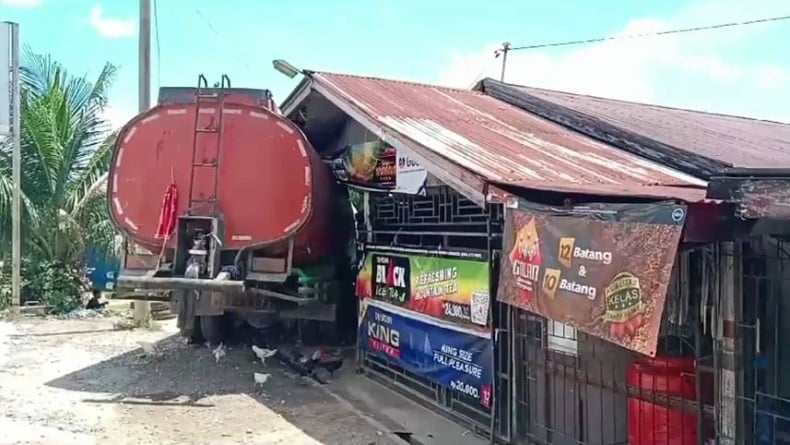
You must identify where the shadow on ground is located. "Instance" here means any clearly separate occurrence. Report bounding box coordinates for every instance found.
[43,333,386,444]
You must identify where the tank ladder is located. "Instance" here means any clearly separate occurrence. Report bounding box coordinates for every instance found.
[187,74,231,216]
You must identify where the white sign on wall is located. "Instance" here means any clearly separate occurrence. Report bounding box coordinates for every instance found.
[395,149,428,195]
[0,22,10,135]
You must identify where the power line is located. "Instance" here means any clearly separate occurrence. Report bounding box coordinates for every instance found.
[194,8,253,73]
[152,0,161,91]
[508,14,790,52]
[194,8,221,36]
[497,13,790,80]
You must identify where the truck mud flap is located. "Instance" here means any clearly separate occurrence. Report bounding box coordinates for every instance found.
[173,289,228,322]
[211,291,277,313]
[279,303,336,322]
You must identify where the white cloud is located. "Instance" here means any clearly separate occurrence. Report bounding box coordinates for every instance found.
[1,0,42,8]
[89,5,135,39]
[752,65,790,89]
[102,105,133,131]
[436,0,790,122]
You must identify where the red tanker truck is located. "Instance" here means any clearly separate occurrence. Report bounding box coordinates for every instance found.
[109,75,354,343]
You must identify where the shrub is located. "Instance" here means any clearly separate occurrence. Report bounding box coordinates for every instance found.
[0,258,86,314]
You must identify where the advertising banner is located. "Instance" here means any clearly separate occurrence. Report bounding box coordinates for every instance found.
[359,300,493,408]
[329,141,427,195]
[497,199,686,356]
[356,247,490,328]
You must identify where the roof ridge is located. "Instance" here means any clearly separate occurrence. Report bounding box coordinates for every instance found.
[489,78,790,126]
[312,71,484,96]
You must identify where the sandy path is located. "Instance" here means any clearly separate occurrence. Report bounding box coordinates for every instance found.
[0,314,397,445]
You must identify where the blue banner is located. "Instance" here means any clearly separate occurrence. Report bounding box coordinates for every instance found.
[360,301,493,408]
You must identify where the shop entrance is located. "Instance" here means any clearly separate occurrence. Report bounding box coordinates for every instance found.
[505,247,718,445]
[357,185,502,435]
[739,236,790,444]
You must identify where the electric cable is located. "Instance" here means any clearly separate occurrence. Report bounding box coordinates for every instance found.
[505,14,790,53]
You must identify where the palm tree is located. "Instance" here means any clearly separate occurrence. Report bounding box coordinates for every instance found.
[0,49,118,309]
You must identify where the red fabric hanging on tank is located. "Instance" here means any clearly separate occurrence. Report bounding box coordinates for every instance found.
[154,182,178,239]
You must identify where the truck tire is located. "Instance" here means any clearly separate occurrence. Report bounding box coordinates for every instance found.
[178,314,204,344]
[200,315,225,345]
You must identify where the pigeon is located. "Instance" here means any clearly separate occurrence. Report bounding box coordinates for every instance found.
[254,372,271,386]
[251,345,277,366]
[137,341,162,357]
[212,343,226,363]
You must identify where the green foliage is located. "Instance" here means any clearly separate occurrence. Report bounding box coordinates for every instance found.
[0,48,118,312]
[34,260,85,313]
[0,275,8,310]
[0,258,86,313]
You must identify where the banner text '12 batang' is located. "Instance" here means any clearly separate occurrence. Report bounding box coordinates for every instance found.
[497,199,686,356]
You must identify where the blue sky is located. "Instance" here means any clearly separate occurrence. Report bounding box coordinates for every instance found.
[2,0,789,126]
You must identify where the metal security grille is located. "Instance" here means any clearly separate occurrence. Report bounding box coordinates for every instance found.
[738,236,790,444]
[367,186,502,250]
[505,248,718,445]
[361,350,492,431]
[493,299,513,441]
[358,185,503,437]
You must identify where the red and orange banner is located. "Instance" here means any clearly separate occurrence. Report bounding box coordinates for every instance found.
[497,200,686,356]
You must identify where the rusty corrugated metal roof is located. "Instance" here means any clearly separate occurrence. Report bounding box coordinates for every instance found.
[479,79,790,173]
[310,72,707,202]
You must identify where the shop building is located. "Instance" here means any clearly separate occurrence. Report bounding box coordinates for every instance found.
[281,72,790,444]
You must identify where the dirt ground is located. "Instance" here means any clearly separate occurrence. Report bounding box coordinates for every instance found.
[0,310,401,445]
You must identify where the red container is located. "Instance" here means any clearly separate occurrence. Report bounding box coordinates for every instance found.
[627,356,699,445]
[107,91,335,264]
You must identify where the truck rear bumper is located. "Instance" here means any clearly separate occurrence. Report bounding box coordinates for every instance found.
[115,271,336,322]
[116,272,243,293]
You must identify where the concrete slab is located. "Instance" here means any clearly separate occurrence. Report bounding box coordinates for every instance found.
[322,370,489,445]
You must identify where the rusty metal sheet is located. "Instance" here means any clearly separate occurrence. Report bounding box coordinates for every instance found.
[482,79,790,172]
[708,176,790,219]
[313,72,708,202]
[504,179,707,202]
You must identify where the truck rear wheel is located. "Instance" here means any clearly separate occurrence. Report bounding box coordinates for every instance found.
[199,315,225,345]
[185,321,202,344]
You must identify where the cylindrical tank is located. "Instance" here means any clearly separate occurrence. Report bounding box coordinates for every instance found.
[627,356,700,445]
[107,89,336,265]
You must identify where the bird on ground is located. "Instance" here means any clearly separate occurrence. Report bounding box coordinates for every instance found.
[251,345,278,366]
[254,372,271,386]
[213,343,226,363]
[314,346,344,376]
[136,341,162,357]
[319,356,344,376]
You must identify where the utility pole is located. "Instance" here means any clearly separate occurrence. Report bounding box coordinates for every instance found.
[11,23,19,315]
[133,0,152,324]
[498,42,510,82]
[139,0,151,112]
[1,22,21,314]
